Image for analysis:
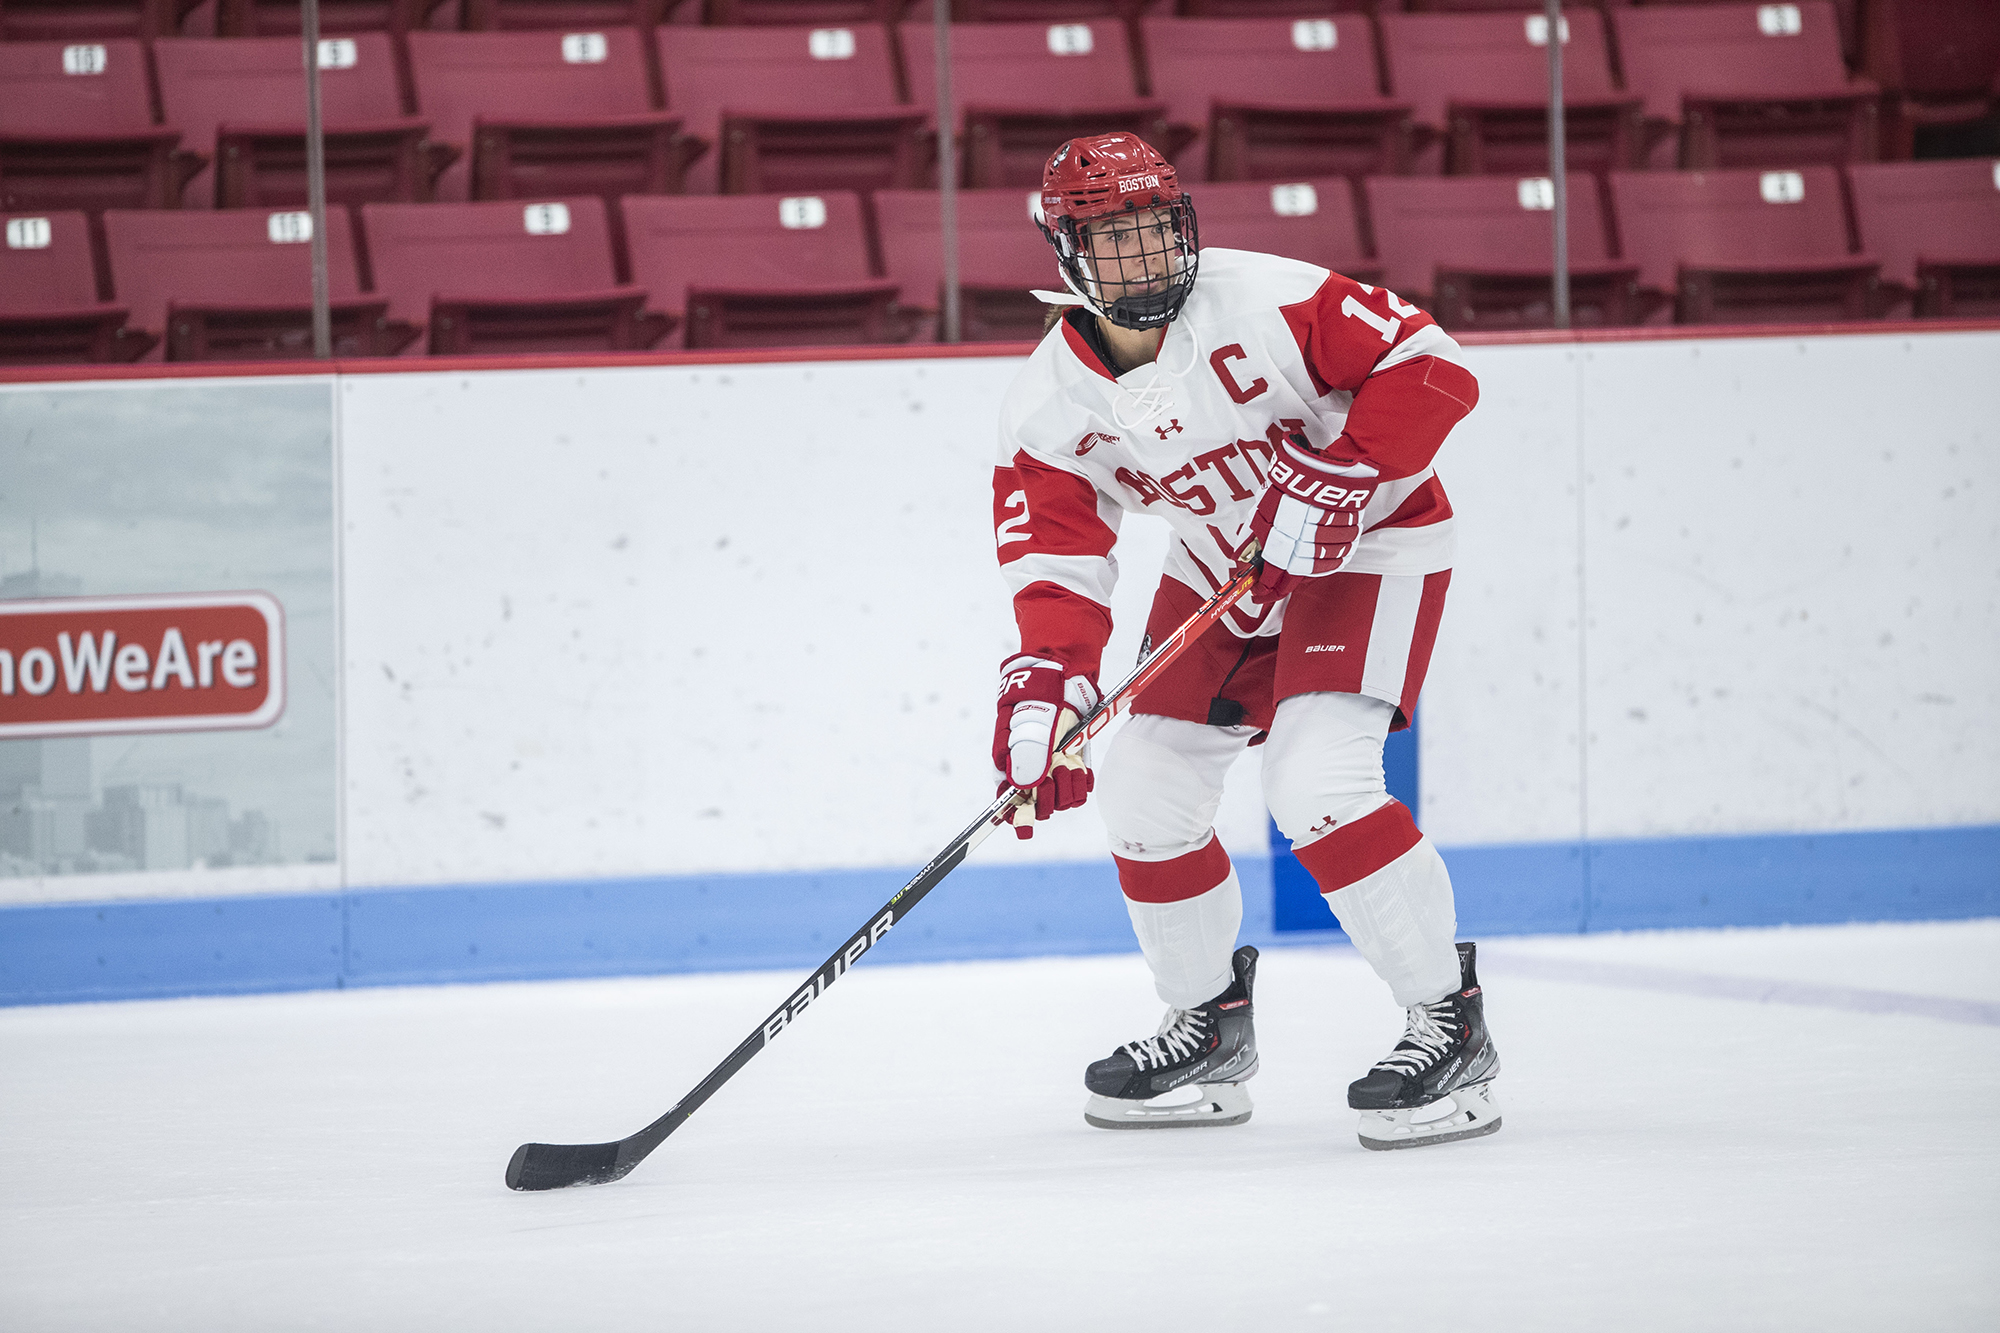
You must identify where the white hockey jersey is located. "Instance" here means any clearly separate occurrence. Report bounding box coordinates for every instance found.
[993,247,1479,682]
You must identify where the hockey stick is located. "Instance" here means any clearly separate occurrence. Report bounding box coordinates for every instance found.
[505,556,1261,1191]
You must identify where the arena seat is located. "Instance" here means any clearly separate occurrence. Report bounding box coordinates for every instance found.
[1140,16,1411,186]
[1194,177,1376,283]
[212,0,451,37]
[0,0,202,41]
[700,0,901,25]
[1848,158,2000,317]
[1379,10,1641,175]
[362,196,668,353]
[457,0,675,31]
[1365,172,1644,329]
[872,186,1058,340]
[621,191,899,347]
[102,205,417,359]
[0,39,205,217]
[657,24,922,196]
[1608,165,1880,323]
[1861,0,2000,157]
[0,210,155,363]
[407,28,689,224]
[949,0,1137,18]
[1613,1,1880,169]
[1629,0,1864,68]
[154,35,453,210]
[901,20,1179,187]
[1176,1,1374,16]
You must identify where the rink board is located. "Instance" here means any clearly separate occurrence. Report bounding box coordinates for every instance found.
[4,826,1995,1005]
[1,322,1996,1004]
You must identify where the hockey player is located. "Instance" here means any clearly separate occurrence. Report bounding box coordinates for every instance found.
[990,133,1499,1149]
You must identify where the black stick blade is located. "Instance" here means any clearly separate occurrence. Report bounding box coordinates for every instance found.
[506,1139,634,1191]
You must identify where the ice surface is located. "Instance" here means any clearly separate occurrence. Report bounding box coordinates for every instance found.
[3,920,1997,1332]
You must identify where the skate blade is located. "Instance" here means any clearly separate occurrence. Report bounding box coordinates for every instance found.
[1355,1080,1501,1151]
[1085,1082,1252,1130]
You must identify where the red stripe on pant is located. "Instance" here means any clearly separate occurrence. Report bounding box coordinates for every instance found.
[1114,835,1233,904]
[1292,801,1423,894]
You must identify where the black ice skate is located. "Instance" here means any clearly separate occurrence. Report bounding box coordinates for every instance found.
[1347,941,1502,1151]
[1084,946,1259,1130]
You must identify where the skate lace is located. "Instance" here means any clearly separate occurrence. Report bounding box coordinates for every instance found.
[1373,1000,1457,1077]
[1123,1007,1211,1071]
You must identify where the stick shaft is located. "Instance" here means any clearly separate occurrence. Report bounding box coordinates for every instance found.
[510,564,1258,1188]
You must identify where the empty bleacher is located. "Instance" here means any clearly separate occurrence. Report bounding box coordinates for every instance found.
[901,19,1176,187]
[1847,157,2000,316]
[1613,1,1880,170]
[361,195,669,352]
[2,2,1997,363]
[154,33,446,208]
[0,39,205,216]
[103,204,418,357]
[874,185,1054,340]
[657,23,921,195]
[1,209,155,361]
[1194,176,1375,281]
[1367,171,1641,328]
[623,190,896,346]
[1608,164,1881,323]
[1379,9,1641,175]
[406,28,683,210]
[1141,15,1409,185]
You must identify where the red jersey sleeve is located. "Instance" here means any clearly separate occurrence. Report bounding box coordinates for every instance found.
[994,453,1118,683]
[1281,274,1480,482]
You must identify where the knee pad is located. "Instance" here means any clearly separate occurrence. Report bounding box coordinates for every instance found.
[1262,691,1397,849]
[1097,713,1247,862]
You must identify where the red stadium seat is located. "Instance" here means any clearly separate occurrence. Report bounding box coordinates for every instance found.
[458,0,675,32]
[1848,158,2000,317]
[0,40,205,216]
[950,0,1137,17]
[1141,16,1411,185]
[621,191,899,347]
[363,196,669,353]
[901,20,1179,187]
[0,0,202,41]
[0,210,154,363]
[1365,172,1644,328]
[1862,0,2000,157]
[657,24,923,196]
[701,1,900,25]
[154,35,453,210]
[212,0,451,37]
[407,29,690,221]
[1613,1,1880,169]
[1194,177,1375,281]
[872,186,1057,340]
[1379,10,1642,175]
[1608,165,1880,322]
[1629,0,1863,68]
[103,205,416,359]
[1177,2,1373,16]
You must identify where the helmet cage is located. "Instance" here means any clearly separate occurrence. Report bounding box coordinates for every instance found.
[1040,194,1200,332]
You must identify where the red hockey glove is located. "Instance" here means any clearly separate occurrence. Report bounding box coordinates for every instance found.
[992,654,1100,839]
[1247,431,1378,600]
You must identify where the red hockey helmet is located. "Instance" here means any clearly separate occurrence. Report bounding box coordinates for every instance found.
[1037,133,1199,331]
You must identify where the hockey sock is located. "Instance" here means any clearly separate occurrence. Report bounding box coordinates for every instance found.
[1115,836,1243,1010]
[1293,802,1461,1007]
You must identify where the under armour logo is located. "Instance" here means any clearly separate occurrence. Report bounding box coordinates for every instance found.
[1155,419,1183,439]
[1309,814,1338,836]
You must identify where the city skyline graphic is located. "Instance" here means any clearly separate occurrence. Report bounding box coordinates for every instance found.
[0,381,336,886]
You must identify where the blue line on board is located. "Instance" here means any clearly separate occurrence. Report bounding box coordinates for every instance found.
[0,824,1993,1007]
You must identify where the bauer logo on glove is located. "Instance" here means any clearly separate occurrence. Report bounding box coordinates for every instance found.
[992,654,1100,839]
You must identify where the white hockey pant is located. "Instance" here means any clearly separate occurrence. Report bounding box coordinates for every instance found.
[1098,691,1462,1010]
